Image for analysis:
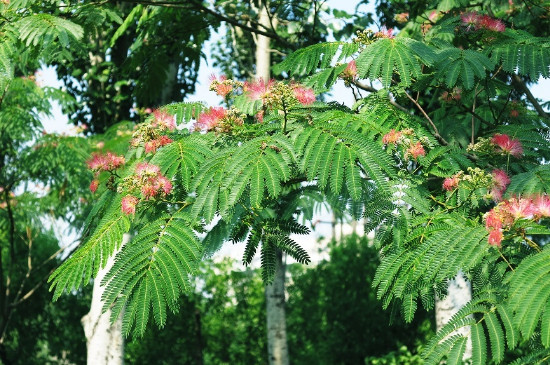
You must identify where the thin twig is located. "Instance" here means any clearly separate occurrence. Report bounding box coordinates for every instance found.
[404,91,449,145]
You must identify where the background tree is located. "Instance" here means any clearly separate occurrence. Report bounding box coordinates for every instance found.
[0,2,98,362]
[54,2,212,134]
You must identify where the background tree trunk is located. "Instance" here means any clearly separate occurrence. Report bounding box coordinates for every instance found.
[435,271,472,361]
[253,3,289,364]
[81,234,129,365]
[265,250,289,365]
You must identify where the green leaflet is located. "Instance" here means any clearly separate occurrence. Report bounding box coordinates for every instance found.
[356,38,435,88]
[14,14,83,47]
[273,41,359,76]
[434,48,495,89]
[191,136,294,220]
[150,135,212,190]
[48,194,130,301]
[508,248,550,342]
[101,210,202,337]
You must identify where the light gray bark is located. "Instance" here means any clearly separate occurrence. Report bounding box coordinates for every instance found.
[435,271,473,361]
[265,250,289,365]
[253,3,289,364]
[81,234,128,365]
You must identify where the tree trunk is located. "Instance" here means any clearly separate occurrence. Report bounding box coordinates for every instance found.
[81,234,128,365]
[435,271,473,361]
[253,3,289,365]
[265,250,289,365]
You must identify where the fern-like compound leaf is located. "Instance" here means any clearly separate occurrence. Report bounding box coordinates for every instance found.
[508,247,550,343]
[48,195,130,300]
[100,210,202,337]
[150,135,212,190]
[356,38,435,88]
[14,14,83,47]
[273,41,359,76]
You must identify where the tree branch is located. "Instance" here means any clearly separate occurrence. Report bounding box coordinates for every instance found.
[109,0,297,50]
[350,80,410,112]
[512,74,549,119]
[404,91,449,146]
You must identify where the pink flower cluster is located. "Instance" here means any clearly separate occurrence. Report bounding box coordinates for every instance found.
[121,195,139,215]
[490,169,511,201]
[340,60,358,82]
[395,12,409,24]
[461,12,506,32]
[485,195,550,246]
[407,141,426,160]
[144,135,173,154]
[382,129,402,144]
[86,152,125,172]
[443,173,461,191]
[120,163,173,215]
[244,79,274,101]
[375,27,395,39]
[86,152,125,193]
[491,133,523,158]
[292,84,316,105]
[130,109,176,154]
[195,107,227,131]
[209,74,233,98]
[244,79,315,106]
[135,162,173,199]
[382,129,426,160]
[151,110,176,131]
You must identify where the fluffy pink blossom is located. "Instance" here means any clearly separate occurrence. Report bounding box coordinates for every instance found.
[407,141,426,160]
[156,175,173,195]
[196,107,227,131]
[491,134,523,157]
[86,152,125,172]
[244,79,275,101]
[382,129,402,144]
[478,15,506,32]
[121,195,139,215]
[461,12,480,29]
[485,210,503,231]
[209,74,233,97]
[152,110,176,131]
[375,26,395,39]
[144,135,173,154]
[293,86,315,105]
[89,179,99,193]
[395,12,409,23]
[141,184,158,199]
[490,169,511,201]
[461,11,505,32]
[488,229,503,247]
[136,162,161,176]
[505,197,536,220]
[534,195,550,218]
[340,60,358,81]
[443,174,460,191]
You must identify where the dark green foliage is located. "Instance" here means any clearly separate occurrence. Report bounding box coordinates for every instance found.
[287,235,434,364]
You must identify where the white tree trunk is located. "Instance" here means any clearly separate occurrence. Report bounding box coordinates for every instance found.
[435,271,473,360]
[253,4,289,364]
[81,234,128,365]
[265,250,289,365]
[254,2,271,82]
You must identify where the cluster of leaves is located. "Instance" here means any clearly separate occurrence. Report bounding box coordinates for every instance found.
[47,1,550,364]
